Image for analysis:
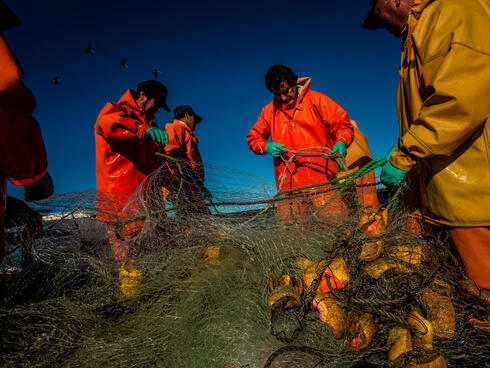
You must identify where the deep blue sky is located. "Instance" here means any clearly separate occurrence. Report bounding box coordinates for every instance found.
[5,0,402,197]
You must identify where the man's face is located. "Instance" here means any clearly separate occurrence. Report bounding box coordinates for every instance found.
[138,92,162,120]
[144,97,162,115]
[374,0,409,37]
[272,81,298,106]
[186,113,197,131]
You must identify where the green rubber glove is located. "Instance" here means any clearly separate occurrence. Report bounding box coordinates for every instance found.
[380,147,409,187]
[330,141,347,156]
[265,142,286,157]
[145,127,168,146]
[24,172,54,202]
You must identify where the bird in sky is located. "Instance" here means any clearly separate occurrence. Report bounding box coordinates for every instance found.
[120,59,128,68]
[153,68,161,79]
[86,42,95,54]
[52,76,60,84]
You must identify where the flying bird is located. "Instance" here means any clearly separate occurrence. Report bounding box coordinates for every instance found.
[120,59,128,68]
[153,68,161,79]
[86,42,95,54]
[52,76,60,84]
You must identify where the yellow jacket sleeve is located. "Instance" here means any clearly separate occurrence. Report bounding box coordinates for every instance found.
[399,45,490,160]
[395,8,490,169]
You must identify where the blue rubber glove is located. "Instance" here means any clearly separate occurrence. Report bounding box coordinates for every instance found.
[265,142,287,157]
[380,147,409,187]
[330,141,347,156]
[145,127,168,146]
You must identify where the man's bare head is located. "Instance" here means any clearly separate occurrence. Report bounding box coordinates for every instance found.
[265,65,299,106]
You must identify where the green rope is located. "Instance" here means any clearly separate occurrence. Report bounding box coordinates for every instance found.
[273,154,407,231]
[274,156,387,198]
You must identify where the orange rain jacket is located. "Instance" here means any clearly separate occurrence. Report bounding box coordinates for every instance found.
[164,119,205,186]
[0,33,48,261]
[163,119,210,215]
[94,90,163,221]
[246,77,354,193]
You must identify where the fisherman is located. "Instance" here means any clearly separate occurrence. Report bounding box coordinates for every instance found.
[247,64,361,224]
[361,0,490,291]
[0,0,54,264]
[94,80,170,261]
[163,105,210,215]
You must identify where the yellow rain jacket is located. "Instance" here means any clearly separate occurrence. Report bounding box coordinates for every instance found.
[391,0,490,226]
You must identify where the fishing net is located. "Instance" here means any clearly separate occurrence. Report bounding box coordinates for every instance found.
[0,155,488,368]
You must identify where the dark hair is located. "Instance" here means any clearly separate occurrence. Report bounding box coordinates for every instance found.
[265,64,298,92]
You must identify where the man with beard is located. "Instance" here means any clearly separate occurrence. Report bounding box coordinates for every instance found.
[247,65,355,225]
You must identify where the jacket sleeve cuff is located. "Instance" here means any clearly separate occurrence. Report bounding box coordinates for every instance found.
[9,168,48,186]
[336,136,349,146]
[336,132,353,148]
[137,124,149,139]
[259,141,268,154]
[389,148,417,171]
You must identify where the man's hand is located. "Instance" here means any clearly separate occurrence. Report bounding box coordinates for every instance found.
[265,142,287,157]
[380,148,409,187]
[24,172,54,202]
[330,141,347,156]
[145,127,168,146]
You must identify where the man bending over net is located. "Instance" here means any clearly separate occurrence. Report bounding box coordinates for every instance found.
[247,65,377,225]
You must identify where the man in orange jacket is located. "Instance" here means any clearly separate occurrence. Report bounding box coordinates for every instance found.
[1,1,53,263]
[164,105,210,215]
[95,80,170,260]
[247,65,355,224]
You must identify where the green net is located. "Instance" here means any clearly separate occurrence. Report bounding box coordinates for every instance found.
[1,158,488,367]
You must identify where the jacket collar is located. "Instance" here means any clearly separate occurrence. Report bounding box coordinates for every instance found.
[174,119,199,143]
[409,0,434,20]
[174,118,190,129]
[404,0,434,49]
[401,0,434,66]
[118,90,144,115]
[174,119,196,134]
[296,77,311,104]
[277,76,311,111]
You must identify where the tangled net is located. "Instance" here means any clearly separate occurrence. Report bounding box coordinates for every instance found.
[0,156,488,368]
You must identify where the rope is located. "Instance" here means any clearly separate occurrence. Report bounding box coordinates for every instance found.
[275,155,387,197]
[277,147,348,191]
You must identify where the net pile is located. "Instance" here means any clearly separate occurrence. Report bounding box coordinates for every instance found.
[0,157,488,368]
